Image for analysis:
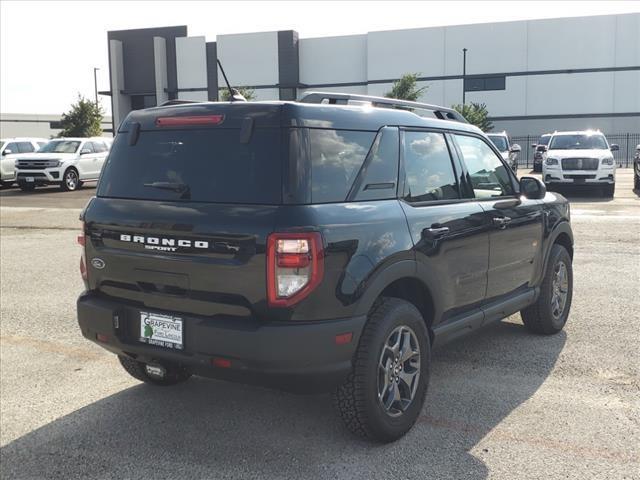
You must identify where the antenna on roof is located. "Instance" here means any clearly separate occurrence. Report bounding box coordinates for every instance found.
[216,59,247,102]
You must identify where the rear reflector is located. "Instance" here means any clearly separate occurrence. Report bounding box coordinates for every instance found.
[76,234,85,246]
[155,115,224,127]
[96,333,109,343]
[335,332,353,345]
[212,357,232,368]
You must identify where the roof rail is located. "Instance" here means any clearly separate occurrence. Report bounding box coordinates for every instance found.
[299,92,468,124]
[159,99,201,107]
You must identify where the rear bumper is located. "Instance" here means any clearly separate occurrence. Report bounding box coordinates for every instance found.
[77,291,366,392]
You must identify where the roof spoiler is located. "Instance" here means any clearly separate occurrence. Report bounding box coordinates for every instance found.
[159,100,200,107]
[299,92,468,123]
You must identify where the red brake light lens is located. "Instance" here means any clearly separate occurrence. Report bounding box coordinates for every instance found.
[267,232,324,307]
[155,115,224,127]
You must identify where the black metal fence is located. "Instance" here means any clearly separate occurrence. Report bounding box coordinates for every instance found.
[511,133,640,168]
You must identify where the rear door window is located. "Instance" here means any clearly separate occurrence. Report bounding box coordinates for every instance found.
[98,128,282,204]
[309,129,375,203]
[403,131,460,202]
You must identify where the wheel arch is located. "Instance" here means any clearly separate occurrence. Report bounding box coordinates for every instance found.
[353,261,441,343]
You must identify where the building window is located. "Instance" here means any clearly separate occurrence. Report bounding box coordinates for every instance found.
[131,95,157,110]
[464,75,506,92]
[279,88,297,101]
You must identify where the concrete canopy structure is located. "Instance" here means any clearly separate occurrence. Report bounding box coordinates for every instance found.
[105,13,639,137]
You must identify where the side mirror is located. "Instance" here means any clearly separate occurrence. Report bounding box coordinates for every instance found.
[531,143,537,149]
[2,149,12,155]
[510,143,521,153]
[80,148,92,155]
[539,145,548,152]
[520,176,546,200]
[609,144,619,152]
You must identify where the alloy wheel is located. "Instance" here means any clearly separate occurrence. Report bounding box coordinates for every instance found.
[377,325,421,417]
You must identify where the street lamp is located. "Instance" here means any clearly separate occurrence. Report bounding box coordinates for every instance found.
[93,67,100,105]
[462,48,468,106]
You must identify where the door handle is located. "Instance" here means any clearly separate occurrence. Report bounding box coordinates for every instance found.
[492,216,512,229]
[426,226,450,236]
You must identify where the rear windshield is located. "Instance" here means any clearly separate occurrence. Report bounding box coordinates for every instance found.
[98,128,282,204]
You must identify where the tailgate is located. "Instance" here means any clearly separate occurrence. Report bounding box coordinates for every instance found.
[83,197,277,318]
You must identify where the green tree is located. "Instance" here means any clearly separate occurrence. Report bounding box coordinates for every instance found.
[452,102,494,132]
[218,86,256,101]
[384,73,427,101]
[58,94,103,137]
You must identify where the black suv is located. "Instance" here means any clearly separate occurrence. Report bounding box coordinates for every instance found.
[77,93,574,442]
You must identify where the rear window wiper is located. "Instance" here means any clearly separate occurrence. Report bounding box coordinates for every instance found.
[143,181,191,199]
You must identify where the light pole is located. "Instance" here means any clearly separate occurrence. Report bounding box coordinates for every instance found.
[93,67,100,105]
[462,48,467,106]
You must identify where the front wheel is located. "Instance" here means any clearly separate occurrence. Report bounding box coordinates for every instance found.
[61,168,80,191]
[334,298,430,443]
[521,244,573,334]
[602,184,615,198]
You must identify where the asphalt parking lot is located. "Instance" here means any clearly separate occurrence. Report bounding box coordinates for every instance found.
[1,170,638,479]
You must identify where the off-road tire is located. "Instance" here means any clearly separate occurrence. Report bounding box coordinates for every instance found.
[118,355,192,386]
[333,297,430,443]
[521,244,572,334]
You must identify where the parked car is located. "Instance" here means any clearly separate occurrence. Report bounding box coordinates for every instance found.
[77,92,573,442]
[634,144,640,191]
[487,131,521,172]
[0,137,48,187]
[542,130,618,197]
[532,133,552,172]
[15,137,110,192]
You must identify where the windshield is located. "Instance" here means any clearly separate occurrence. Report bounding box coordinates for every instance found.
[39,140,81,153]
[538,135,551,146]
[549,134,608,150]
[487,135,508,152]
[98,128,282,204]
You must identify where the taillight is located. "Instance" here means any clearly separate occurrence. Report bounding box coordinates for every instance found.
[78,222,87,281]
[267,232,324,307]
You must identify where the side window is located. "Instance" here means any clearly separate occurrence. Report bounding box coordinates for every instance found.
[37,142,47,149]
[82,142,95,153]
[17,142,35,153]
[455,134,514,198]
[93,141,107,153]
[351,127,399,201]
[309,129,375,203]
[5,142,19,154]
[403,131,459,202]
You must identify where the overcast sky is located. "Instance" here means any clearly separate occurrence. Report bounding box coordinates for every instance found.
[1,0,638,116]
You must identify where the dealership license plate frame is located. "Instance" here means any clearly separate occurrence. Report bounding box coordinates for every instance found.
[26,177,34,182]
[139,311,184,350]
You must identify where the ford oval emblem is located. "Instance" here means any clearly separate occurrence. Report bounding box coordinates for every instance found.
[91,258,106,269]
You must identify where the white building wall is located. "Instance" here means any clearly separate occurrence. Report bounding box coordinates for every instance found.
[299,35,367,85]
[216,32,279,87]
[176,36,208,101]
[153,37,169,105]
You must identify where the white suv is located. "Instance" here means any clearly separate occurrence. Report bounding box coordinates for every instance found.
[15,137,110,192]
[0,138,48,187]
[542,130,618,197]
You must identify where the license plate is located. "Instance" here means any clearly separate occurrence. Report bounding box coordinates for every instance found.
[139,311,183,350]
[572,177,586,183]
[26,177,34,182]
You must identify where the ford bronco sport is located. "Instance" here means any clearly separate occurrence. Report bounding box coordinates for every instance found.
[77,92,574,442]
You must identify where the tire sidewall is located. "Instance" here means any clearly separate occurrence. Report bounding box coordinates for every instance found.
[361,301,430,440]
[62,168,79,191]
[543,246,573,331]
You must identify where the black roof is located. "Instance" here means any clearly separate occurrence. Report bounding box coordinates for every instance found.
[119,100,481,134]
